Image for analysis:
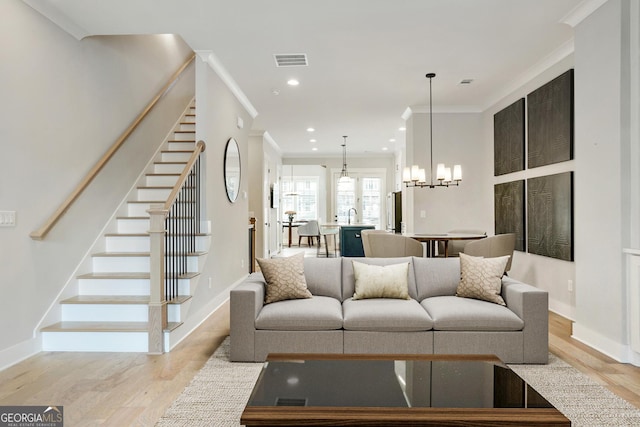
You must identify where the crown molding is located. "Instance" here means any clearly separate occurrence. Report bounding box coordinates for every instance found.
[250,130,282,156]
[195,50,258,119]
[482,38,574,112]
[22,0,89,39]
[561,0,609,27]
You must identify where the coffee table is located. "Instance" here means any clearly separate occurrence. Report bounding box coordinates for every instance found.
[241,353,570,426]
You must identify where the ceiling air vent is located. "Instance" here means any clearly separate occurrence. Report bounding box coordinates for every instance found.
[459,79,474,85]
[274,54,308,67]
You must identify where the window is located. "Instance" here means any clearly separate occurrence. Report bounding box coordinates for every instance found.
[332,170,385,228]
[281,176,319,221]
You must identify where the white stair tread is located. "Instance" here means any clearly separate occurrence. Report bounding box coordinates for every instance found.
[61,295,192,304]
[42,321,149,332]
[91,251,207,257]
[77,272,200,279]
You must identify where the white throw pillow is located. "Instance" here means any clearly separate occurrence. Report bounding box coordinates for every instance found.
[352,261,410,300]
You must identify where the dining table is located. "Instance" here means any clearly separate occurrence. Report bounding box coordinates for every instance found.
[404,232,487,257]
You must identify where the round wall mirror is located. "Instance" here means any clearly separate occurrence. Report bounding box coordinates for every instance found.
[224,138,241,203]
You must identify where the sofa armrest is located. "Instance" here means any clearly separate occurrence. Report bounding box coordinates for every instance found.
[230,276,265,361]
[502,277,549,363]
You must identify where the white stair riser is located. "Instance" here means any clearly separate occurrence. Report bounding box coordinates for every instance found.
[167,141,195,151]
[179,123,195,131]
[127,202,155,217]
[61,304,148,322]
[171,132,195,141]
[153,163,186,174]
[145,175,180,187]
[161,151,192,162]
[92,256,198,273]
[168,304,181,323]
[42,331,148,352]
[106,235,149,252]
[117,218,150,234]
[79,278,150,295]
[78,278,191,296]
[137,187,172,201]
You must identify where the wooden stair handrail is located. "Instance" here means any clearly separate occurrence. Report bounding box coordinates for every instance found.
[163,140,206,212]
[30,53,196,240]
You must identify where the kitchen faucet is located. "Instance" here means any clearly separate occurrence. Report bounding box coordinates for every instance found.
[348,208,358,225]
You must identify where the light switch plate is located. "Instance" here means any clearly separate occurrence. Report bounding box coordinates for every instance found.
[0,211,16,227]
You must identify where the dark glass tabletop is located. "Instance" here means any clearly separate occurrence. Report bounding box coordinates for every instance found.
[246,356,553,410]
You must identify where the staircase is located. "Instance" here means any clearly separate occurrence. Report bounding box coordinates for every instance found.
[41,101,208,352]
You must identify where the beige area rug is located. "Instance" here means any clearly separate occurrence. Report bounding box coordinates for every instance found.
[157,338,640,427]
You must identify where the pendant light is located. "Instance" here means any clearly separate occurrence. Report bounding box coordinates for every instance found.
[284,164,298,196]
[339,136,351,183]
[403,73,462,188]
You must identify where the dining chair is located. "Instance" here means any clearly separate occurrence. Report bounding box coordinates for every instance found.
[297,220,321,247]
[362,230,424,257]
[463,233,516,272]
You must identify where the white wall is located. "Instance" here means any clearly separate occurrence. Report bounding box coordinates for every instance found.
[573,0,633,361]
[248,131,282,259]
[483,55,576,318]
[404,111,492,234]
[192,58,254,315]
[0,0,194,362]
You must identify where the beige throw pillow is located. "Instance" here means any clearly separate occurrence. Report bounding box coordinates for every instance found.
[352,261,410,300]
[256,253,312,304]
[456,253,510,306]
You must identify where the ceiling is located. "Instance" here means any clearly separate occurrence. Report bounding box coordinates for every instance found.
[25,0,591,157]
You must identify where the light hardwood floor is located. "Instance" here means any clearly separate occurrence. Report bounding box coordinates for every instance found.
[0,306,639,426]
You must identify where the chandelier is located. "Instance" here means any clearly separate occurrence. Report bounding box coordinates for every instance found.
[339,135,351,183]
[403,73,462,188]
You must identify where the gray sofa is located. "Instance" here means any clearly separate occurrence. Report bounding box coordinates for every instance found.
[230,256,548,364]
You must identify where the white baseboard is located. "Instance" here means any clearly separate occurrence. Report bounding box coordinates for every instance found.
[572,322,640,366]
[549,298,576,321]
[0,335,42,372]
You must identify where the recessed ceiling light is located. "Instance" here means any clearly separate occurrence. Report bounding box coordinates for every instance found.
[389,138,396,143]
[312,147,318,151]
[382,147,389,151]
[287,79,300,86]
[398,127,406,131]
[307,127,315,132]
[310,139,317,143]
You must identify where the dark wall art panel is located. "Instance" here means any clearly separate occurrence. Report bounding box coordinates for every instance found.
[527,172,573,261]
[494,180,525,252]
[527,69,574,168]
[494,98,525,176]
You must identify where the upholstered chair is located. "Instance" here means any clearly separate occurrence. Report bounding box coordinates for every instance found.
[463,233,517,272]
[297,220,321,247]
[361,230,424,257]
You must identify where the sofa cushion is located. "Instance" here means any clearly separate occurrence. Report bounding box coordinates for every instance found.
[303,257,343,300]
[257,253,312,304]
[256,296,343,331]
[342,257,417,300]
[343,297,433,332]
[352,260,410,300]
[421,296,524,331]
[413,257,461,299]
[456,253,510,306]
